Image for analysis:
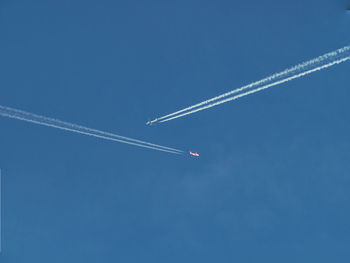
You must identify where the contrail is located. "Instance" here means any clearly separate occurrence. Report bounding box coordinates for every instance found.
[0,105,183,154]
[159,55,350,122]
[150,45,350,124]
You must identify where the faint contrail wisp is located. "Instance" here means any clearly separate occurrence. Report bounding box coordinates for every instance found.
[0,105,183,155]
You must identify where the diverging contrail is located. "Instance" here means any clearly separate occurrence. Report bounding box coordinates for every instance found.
[160,54,350,122]
[0,105,183,155]
[150,45,350,123]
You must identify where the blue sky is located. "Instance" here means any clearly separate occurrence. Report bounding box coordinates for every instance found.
[1,0,350,262]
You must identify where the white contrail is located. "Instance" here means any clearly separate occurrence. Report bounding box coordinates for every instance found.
[0,105,183,154]
[159,55,350,123]
[151,45,350,123]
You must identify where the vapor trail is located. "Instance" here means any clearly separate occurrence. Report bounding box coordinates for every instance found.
[0,105,183,154]
[159,55,350,123]
[151,45,350,123]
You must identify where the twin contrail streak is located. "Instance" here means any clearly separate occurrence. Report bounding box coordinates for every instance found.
[0,105,183,155]
[150,45,350,123]
[160,55,350,123]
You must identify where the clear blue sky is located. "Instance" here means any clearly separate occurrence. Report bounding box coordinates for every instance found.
[1,0,350,262]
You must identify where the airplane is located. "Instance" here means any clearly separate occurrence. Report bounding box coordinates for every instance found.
[146,118,158,125]
[189,151,200,157]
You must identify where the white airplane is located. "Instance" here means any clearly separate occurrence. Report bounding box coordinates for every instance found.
[146,118,158,125]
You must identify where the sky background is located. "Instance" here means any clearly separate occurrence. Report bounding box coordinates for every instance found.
[1,0,350,262]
